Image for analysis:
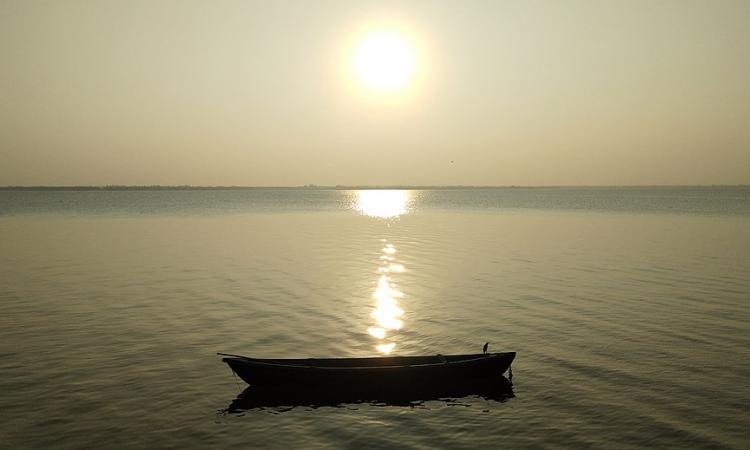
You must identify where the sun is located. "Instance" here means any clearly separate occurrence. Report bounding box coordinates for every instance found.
[352,31,416,93]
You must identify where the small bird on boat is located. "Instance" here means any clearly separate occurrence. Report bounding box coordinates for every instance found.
[483,342,489,354]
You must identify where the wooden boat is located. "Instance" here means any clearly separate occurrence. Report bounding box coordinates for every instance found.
[220,352,515,387]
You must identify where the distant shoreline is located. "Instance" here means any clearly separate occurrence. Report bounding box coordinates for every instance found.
[0,185,747,191]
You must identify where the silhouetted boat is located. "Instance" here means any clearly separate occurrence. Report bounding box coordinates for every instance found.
[220,352,515,387]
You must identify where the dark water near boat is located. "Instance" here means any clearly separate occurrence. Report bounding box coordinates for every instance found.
[1,188,749,448]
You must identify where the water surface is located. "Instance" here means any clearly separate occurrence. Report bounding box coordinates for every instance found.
[1,188,748,448]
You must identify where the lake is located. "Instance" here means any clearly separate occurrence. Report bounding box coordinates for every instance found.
[1,187,748,448]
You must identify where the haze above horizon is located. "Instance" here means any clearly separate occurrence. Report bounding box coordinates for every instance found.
[2,1,749,186]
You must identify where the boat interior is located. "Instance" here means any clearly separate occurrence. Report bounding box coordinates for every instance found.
[227,353,507,367]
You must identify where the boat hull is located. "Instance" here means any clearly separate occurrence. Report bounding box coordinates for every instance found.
[222,352,515,387]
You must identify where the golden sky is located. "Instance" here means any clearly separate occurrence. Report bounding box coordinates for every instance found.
[1,0,748,186]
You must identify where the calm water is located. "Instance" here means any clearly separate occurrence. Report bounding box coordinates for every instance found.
[1,188,748,449]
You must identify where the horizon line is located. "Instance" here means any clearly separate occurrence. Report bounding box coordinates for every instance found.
[1,184,748,191]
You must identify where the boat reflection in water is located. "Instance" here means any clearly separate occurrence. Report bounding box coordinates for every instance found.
[222,376,514,413]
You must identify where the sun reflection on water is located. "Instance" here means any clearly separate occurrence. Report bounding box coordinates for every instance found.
[353,191,414,354]
[354,190,412,218]
[368,240,407,354]
[376,343,396,354]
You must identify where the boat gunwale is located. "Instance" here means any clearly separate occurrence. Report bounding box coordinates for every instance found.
[223,352,514,371]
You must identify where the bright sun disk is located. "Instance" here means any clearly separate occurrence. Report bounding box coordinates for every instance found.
[353,31,416,93]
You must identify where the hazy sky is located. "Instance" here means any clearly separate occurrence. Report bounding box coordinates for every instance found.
[1,0,749,186]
